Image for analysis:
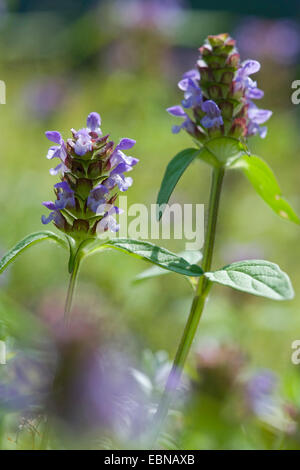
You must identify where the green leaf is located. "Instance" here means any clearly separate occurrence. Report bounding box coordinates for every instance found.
[231,154,300,224]
[134,250,202,282]
[156,148,200,220]
[205,260,294,300]
[87,238,204,277]
[199,137,246,167]
[0,231,67,275]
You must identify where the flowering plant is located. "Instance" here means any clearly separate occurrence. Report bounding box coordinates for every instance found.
[0,112,203,325]
[142,33,299,444]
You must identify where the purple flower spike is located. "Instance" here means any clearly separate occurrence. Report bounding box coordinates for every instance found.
[201,100,223,128]
[241,59,261,76]
[87,112,101,131]
[42,111,138,236]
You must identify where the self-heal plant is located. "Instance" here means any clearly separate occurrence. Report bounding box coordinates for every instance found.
[0,111,208,448]
[147,33,299,443]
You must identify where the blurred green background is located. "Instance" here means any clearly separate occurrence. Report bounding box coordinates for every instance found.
[1,0,300,450]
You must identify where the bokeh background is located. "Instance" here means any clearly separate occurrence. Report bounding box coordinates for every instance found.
[1,0,300,450]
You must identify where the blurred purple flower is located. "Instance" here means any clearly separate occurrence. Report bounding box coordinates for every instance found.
[235,18,300,65]
[246,369,277,416]
[0,351,54,412]
[22,78,66,120]
[109,0,185,33]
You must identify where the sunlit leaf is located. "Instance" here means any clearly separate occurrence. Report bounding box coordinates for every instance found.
[230,154,300,224]
[205,260,294,300]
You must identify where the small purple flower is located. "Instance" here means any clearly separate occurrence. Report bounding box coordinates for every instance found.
[41,205,66,228]
[109,139,138,171]
[245,78,264,100]
[72,112,102,156]
[42,181,75,225]
[74,132,93,156]
[234,59,264,100]
[45,131,68,175]
[42,112,138,236]
[201,100,223,128]
[87,184,109,213]
[105,173,133,192]
[96,205,123,234]
[166,105,196,134]
[54,181,75,210]
[246,102,272,138]
[86,112,101,132]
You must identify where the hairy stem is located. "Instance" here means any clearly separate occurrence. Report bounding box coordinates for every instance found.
[150,166,224,447]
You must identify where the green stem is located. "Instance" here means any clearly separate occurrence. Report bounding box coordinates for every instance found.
[150,166,224,447]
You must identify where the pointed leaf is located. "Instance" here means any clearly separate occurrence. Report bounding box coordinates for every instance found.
[205,260,294,300]
[0,231,67,274]
[134,250,202,282]
[156,148,200,220]
[231,154,300,224]
[87,239,203,277]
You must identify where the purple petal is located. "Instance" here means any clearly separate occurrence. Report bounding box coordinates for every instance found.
[116,138,136,151]
[172,124,183,134]
[242,60,261,76]
[166,105,186,117]
[54,181,73,192]
[41,212,54,225]
[201,100,221,117]
[42,201,56,211]
[87,112,101,131]
[49,163,63,175]
[74,137,92,156]
[248,105,272,124]
[45,131,62,144]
